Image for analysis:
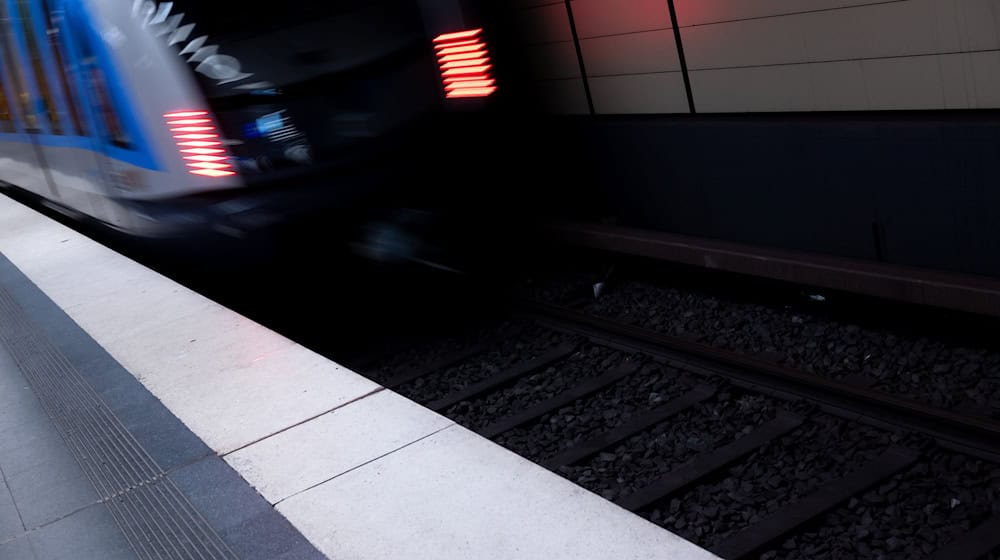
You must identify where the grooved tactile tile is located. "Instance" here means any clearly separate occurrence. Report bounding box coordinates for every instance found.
[0,284,236,560]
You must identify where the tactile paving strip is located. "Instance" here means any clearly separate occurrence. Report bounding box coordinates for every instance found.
[0,284,237,560]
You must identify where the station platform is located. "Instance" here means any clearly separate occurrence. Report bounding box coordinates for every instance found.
[0,194,718,560]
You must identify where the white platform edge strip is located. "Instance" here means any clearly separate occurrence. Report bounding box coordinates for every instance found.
[0,195,719,560]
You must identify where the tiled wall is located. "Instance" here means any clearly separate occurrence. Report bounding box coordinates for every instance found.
[510,0,1000,113]
[574,0,688,113]
[511,0,687,114]
[512,1,588,114]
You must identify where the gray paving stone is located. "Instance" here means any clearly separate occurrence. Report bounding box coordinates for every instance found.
[0,427,77,480]
[28,504,135,560]
[0,476,25,543]
[7,470,98,530]
[0,395,49,437]
[223,510,326,560]
[0,351,50,438]
[170,456,322,559]
[103,384,212,472]
[0,366,32,401]
[0,414,59,452]
[275,542,326,560]
[0,534,35,559]
[0,254,320,560]
[169,456,272,533]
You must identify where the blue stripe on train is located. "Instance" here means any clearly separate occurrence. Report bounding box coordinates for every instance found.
[0,130,157,173]
[0,0,162,172]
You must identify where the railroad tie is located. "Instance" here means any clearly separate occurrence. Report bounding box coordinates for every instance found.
[709,445,920,560]
[479,360,640,439]
[927,515,1000,560]
[542,384,717,470]
[427,342,577,412]
[383,342,492,389]
[614,411,804,512]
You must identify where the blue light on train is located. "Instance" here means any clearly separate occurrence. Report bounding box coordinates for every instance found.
[256,112,285,135]
[243,123,261,139]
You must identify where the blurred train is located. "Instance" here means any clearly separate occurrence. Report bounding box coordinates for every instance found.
[6,0,997,281]
[0,0,530,244]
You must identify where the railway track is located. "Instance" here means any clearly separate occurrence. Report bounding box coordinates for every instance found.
[361,300,1000,560]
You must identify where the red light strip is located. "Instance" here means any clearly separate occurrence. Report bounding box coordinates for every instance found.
[188,162,231,170]
[170,126,215,132]
[164,110,236,178]
[184,155,229,162]
[190,169,236,178]
[163,110,208,118]
[434,38,479,48]
[439,51,487,63]
[441,58,490,70]
[433,29,481,43]
[178,140,223,147]
[436,44,485,56]
[442,65,492,77]
[166,118,212,125]
[447,87,497,98]
[445,79,496,90]
[434,29,496,99]
[444,78,493,86]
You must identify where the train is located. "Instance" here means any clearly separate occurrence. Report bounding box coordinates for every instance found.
[4,0,999,281]
[0,0,539,248]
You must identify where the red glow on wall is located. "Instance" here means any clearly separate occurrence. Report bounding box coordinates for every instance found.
[164,111,237,178]
[433,28,496,99]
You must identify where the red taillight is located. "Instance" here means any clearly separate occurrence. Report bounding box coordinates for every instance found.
[433,28,496,99]
[164,110,237,178]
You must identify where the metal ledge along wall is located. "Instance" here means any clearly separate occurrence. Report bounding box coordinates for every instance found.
[514,0,1000,113]
[508,0,1000,278]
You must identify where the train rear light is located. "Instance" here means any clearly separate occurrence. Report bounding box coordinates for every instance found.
[190,169,237,178]
[433,28,496,99]
[442,59,490,70]
[446,88,499,98]
[442,65,492,76]
[163,111,209,118]
[178,140,222,148]
[436,44,484,55]
[445,80,496,90]
[188,162,231,170]
[184,155,228,162]
[168,119,212,125]
[434,29,483,42]
[440,52,486,62]
[164,110,237,178]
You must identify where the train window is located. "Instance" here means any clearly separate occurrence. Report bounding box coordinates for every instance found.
[88,68,130,148]
[0,15,35,130]
[62,6,130,148]
[0,78,16,132]
[38,0,84,135]
[15,0,63,134]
